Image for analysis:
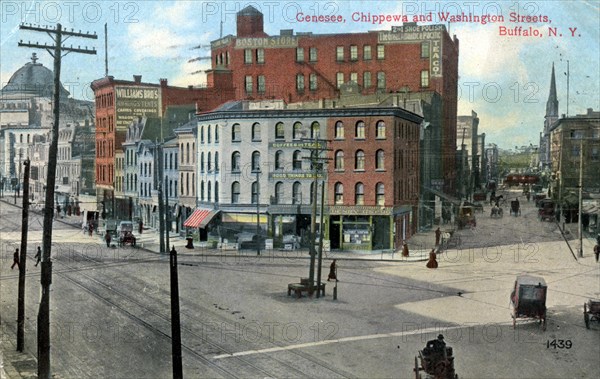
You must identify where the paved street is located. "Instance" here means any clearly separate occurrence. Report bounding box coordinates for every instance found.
[1,189,599,378]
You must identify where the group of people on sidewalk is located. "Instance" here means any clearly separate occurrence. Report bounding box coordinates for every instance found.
[10,246,42,270]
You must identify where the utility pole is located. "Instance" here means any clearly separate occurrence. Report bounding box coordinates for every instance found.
[256,170,261,256]
[157,141,166,254]
[17,159,31,351]
[578,138,583,258]
[169,245,183,378]
[303,136,330,294]
[316,181,325,298]
[19,23,96,379]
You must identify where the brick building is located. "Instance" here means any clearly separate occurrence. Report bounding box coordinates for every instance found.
[209,6,458,194]
[188,100,422,251]
[91,75,232,220]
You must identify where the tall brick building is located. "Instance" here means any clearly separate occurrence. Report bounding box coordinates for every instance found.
[209,5,459,194]
[91,75,234,219]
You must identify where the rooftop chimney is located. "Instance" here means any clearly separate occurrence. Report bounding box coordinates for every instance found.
[133,75,142,83]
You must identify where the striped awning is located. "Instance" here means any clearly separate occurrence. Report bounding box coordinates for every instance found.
[184,208,220,228]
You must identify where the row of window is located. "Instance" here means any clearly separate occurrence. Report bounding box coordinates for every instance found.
[199,124,220,143]
[200,180,219,203]
[334,149,385,171]
[95,93,114,109]
[200,151,220,172]
[333,182,385,205]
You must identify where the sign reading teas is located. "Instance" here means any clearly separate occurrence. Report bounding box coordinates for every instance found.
[379,24,444,77]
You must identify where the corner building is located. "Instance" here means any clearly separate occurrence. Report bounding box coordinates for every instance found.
[209,6,458,194]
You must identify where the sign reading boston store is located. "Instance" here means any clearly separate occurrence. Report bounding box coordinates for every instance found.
[235,36,298,49]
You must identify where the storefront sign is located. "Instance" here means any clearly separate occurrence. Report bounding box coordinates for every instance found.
[329,205,391,216]
[270,141,325,149]
[270,172,324,180]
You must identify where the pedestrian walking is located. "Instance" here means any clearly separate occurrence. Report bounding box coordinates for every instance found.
[435,227,441,246]
[327,259,338,282]
[139,220,143,234]
[426,249,438,269]
[34,246,41,267]
[11,248,19,270]
[105,232,112,248]
[89,223,94,237]
[402,242,409,257]
[594,244,599,263]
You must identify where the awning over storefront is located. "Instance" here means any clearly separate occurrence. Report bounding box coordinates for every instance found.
[423,187,462,206]
[183,208,220,228]
[582,200,600,215]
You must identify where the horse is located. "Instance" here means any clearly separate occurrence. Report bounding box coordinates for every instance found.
[490,194,504,206]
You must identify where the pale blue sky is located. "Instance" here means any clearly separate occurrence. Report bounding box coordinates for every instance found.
[1,1,598,149]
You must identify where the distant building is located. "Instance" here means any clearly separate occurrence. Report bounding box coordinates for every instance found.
[539,63,559,169]
[549,108,600,222]
[456,111,480,198]
[1,54,95,209]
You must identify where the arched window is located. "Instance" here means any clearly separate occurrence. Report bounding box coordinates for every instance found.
[186,172,190,195]
[311,121,320,139]
[376,149,385,170]
[215,181,219,203]
[207,152,212,171]
[292,182,302,204]
[275,182,283,204]
[207,181,211,201]
[355,182,365,205]
[293,150,302,170]
[252,151,261,171]
[334,182,344,204]
[200,125,205,143]
[186,143,190,163]
[215,152,219,171]
[231,151,241,172]
[200,181,205,201]
[200,152,205,172]
[251,181,259,204]
[335,121,344,139]
[355,121,366,139]
[293,122,303,140]
[376,120,386,138]
[376,183,385,205]
[231,182,240,203]
[275,150,284,170]
[355,150,365,170]
[232,123,241,141]
[275,122,285,139]
[252,122,261,141]
[180,173,184,195]
[335,150,344,170]
[215,125,219,142]
[207,125,211,143]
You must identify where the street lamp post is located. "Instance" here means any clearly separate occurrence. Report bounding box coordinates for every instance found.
[578,138,583,258]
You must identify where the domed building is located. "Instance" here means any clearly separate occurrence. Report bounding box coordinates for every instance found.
[0,53,95,211]
[1,52,70,100]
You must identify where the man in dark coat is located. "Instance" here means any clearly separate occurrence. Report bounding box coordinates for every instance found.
[327,260,338,282]
[435,227,441,246]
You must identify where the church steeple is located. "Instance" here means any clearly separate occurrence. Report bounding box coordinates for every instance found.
[546,63,558,118]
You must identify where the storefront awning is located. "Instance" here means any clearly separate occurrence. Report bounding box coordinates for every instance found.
[184,208,220,228]
[423,187,462,206]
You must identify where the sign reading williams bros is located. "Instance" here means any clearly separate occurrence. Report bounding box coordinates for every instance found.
[114,86,161,130]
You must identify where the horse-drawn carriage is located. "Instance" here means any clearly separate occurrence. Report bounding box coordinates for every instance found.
[537,199,556,222]
[510,200,521,216]
[584,299,600,329]
[511,275,547,331]
[490,205,503,218]
[413,334,458,379]
[457,205,476,230]
[118,231,137,247]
